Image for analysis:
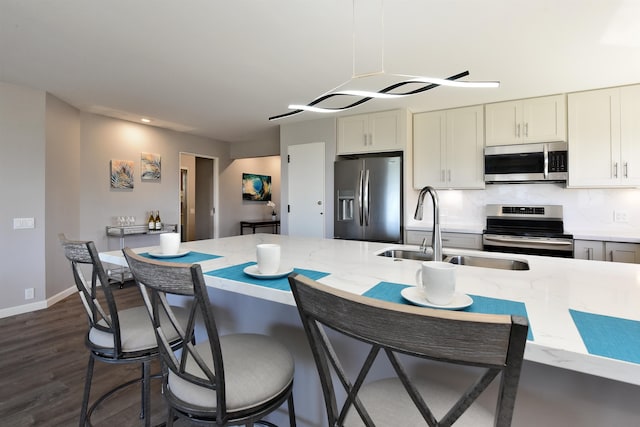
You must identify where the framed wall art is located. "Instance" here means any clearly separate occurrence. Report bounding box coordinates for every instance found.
[141,152,161,181]
[110,159,134,189]
[242,173,272,201]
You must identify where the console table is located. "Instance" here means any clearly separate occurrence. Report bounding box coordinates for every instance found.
[105,224,177,285]
[240,219,280,235]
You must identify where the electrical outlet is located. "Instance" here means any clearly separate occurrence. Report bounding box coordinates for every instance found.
[25,288,35,300]
[614,210,629,223]
[13,217,35,229]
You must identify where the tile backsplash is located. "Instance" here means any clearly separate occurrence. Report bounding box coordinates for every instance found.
[406,183,640,239]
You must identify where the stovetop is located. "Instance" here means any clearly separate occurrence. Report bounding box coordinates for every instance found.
[484,204,573,239]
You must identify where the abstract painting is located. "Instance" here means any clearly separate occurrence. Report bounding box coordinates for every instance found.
[110,159,134,189]
[141,152,161,181]
[242,173,272,201]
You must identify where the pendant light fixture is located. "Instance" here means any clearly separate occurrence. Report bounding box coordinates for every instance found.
[269,0,498,121]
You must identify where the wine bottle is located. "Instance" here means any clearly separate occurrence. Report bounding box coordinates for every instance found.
[155,210,162,230]
[148,211,155,230]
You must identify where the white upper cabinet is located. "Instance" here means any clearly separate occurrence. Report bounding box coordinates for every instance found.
[485,94,567,146]
[568,84,640,187]
[337,110,407,154]
[413,105,485,189]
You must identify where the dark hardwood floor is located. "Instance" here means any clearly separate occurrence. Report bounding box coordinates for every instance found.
[0,282,174,427]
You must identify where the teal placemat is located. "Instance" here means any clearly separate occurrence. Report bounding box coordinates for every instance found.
[363,282,534,341]
[569,309,640,364]
[205,262,330,291]
[140,251,221,263]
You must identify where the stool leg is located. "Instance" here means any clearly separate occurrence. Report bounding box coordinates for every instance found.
[141,361,151,426]
[288,392,296,427]
[167,407,175,427]
[80,355,95,427]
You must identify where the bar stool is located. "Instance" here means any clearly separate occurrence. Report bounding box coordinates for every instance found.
[123,247,296,426]
[59,234,189,426]
[288,273,528,427]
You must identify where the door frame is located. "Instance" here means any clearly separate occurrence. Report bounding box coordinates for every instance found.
[179,152,220,240]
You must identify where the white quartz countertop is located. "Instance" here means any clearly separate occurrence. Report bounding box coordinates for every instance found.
[100,234,640,386]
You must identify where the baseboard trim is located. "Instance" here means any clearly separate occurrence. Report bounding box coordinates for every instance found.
[0,286,76,319]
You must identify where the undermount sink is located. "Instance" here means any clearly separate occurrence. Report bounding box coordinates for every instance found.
[446,255,529,271]
[377,249,435,262]
[377,249,529,271]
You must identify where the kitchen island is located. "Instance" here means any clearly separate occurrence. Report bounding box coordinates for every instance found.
[100,234,640,427]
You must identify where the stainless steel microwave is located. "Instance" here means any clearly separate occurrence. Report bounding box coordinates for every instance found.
[484,141,568,183]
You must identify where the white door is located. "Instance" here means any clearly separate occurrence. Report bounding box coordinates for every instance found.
[288,142,325,238]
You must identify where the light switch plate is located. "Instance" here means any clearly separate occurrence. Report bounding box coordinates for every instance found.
[13,217,35,229]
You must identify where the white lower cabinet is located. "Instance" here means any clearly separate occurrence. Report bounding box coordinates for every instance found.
[574,240,605,261]
[405,230,482,251]
[605,242,640,263]
[574,239,640,263]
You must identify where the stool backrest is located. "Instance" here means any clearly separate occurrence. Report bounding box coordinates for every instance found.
[288,273,529,427]
[58,233,123,357]
[122,248,228,421]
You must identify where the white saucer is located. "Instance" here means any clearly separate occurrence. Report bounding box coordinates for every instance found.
[243,265,294,279]
[148,249,191,258]
[400,287,473,310]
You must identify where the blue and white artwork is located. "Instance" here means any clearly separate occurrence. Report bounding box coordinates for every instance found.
[110,159,134,189]
[141,152,161,181]
[242,173,272,201]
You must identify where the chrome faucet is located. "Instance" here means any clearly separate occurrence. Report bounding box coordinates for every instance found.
[414,186,442,261]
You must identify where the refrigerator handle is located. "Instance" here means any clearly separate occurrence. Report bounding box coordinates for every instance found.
[357,170,364,226]
[363,169,370,226]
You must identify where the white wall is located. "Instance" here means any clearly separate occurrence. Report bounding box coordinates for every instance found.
[78,112,231,251]
[219,156,281,236]
[45,94,81,298]
[0,82,46,311]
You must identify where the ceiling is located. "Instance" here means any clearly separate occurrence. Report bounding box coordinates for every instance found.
[2,0,640,143]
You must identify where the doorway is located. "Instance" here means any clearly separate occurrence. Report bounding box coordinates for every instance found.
[180,168,188,242]
[179,153,219,241]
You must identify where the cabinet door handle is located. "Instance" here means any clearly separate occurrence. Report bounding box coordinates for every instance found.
[624,161,628,178]
[614,162,619,178]
[587,247,593,260]
[448,169,451,182]
[524,122,529,137]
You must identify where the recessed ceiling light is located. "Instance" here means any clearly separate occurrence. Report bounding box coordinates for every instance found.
[141,118,151,123]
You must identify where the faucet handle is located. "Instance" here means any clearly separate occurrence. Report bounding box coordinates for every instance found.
[420,237,428,252]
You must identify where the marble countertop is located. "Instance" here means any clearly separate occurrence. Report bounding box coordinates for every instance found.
[100,234,640,386]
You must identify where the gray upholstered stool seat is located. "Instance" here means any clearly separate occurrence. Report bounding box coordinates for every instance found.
[89,306,189,353]
[168,333,295,412]
[344,377,494,426]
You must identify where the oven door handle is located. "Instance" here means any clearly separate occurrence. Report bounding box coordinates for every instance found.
[484,236,573,246]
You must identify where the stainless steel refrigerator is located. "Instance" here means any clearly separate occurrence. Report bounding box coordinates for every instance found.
[334,154,403,243]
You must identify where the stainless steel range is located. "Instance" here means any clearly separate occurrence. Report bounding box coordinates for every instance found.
[483,204,574,258]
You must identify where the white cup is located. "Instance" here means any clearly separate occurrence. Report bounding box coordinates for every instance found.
[160,233,181,255]
[415,261,456,305]
[256,243,280,274]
